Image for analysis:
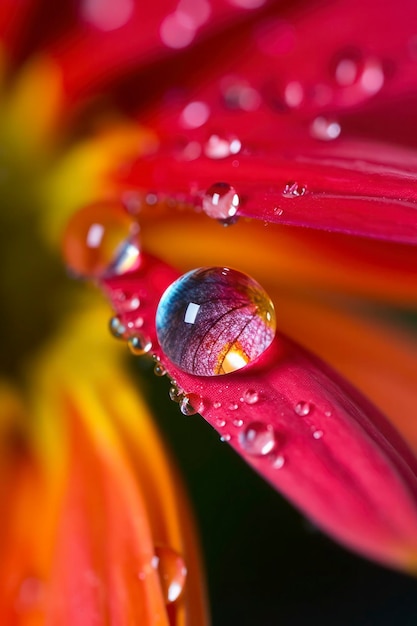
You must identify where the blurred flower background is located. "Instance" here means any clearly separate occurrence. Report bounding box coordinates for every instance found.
[1,0,417,624]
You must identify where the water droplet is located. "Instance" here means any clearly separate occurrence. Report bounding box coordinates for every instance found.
[202,182,240,222]
[216,418,226,428]
[62,201,140,279]
[81,0,134,31]
[239,422,276,456]
[282,181,307,197]
[152,545,187,604]
[127,316,144,331]
[273,454,285,469]
[310,116,341,141]
[243,389,259,405]
[204,134,242,159]
[109,315,127,339]
[160,12,196,49]
[180,393,203,415]
[233,418,244,428]
[333,55,360,86]
[283,81,304,108]
[113,289,141,313]
[332,51,384,95]
[213,400,222,409]
[313,429,324,440]
[294,401,312,416]
[220,433,231,442]
[154,362,166,377]
[156,267,276,376]
[228,402,239,411]
[221,77,261,111]
[128,334,152,356]
[324,410,332,417]
[169,385,183,403]
[228,0,266,8]
[274,207,284,216]
[180,101,210,128]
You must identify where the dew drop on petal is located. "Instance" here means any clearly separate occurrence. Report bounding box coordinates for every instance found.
[310,116,341,141]
[273,454,285,469]
[153,546,187,604]
[156,267,276,376]
[169,385,183,403]
[154,362,167,377]
[239,422,276,456]
[213,400,222,409]
[313,429,324,440]
[180,393,203,415]
[228,0,266,9]
[62,202,140,279]
[109,315,127,339]
[160,11,196,49]
[282,182,307,197]
[243,388,259,405]
[294,401,312,416]
[216,418,226,428]
[334,55,360,86]
[81,0,134,31]
[127,334,152,356]
[180,101,210,129]
[202,182,240,221]
[283,81,304,108]
[228,402,239,411]
[204,134,242,159]
[233,418,244,427]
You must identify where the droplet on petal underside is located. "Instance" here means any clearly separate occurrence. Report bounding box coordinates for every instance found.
[180,393,204,415]
[127,333,152,356]
[152,546,187,604]
[239,422,277,456]
[294,401,312,416]
[62,201,140,279]
[155,267,276,376]
[202,182,240,221]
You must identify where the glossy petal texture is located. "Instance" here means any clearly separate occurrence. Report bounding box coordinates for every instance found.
[102,256,417,570]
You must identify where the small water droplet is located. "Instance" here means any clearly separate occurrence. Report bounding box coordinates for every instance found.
[294,401,312,416]
[233,418,244,428]
[239,422,276,456]
[243,388,259,405]
[156,267,276,376]
[180,101,210,128]
[109,315,127,339]
[313,429,324,440]
[204,134,242,159]
[213,400,222,409]
[274,207,284,216]
[221,78,261,111]
[228,402,239,411]
[273,454,285,469]
[127,316,144,331]
[169,385,183,403]
[114,289,141,313]
[154,362,166,377]
[220,433,231,442]
[334,55,360,86]
[202,182,240,222]
[62,201,141,279]
[324,410,332,417]
[282,181,307,197]
[310,116,341,141]
[216,418,226,428]
[283,81,304,108]
[180,393,203,416]
[152,545,187,604]
[128,334,152,356]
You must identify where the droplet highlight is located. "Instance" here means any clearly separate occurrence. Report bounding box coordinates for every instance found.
[62,201,140,279]
[294,401,312,416]
[152,546,187,604]
[243,388,259,405]
[239,422,276,456]
[127,334,152,356]
[204,134,242,159]
[156,267,276,376]
[282,181,307,197]
[180,393,203,416]
[109,315,127,339]
[310,116,341,141]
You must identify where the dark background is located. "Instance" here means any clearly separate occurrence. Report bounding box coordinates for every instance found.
[135,359,417,626]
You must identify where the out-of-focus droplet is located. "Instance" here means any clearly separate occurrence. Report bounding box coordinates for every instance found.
[180,393,203,415]
[220,433,231,442]
[284,81,304,108]
[154,361,166,377]
[233,418,244,427]
[294,401,312,416]
[169,385,183,403]
[160,11,196,49]
[313,429,324,440]
[16,576,44,613]
[180,101,210,128]
[213,400,222,409]
[109,315,127,339]
[152,546,187,604]
[282,181,307,197]
[228,402,239,411]
[62,201,140,279]
[239,422,277,456]
[243,389,259,405]
[113,289,141,313]
[273,454,285,469]
[310,116,341,141]
[221,77,261,111]
[202,182,240,221]
[228,0,266,9]
[204,134,242,159]
[156,267,276,376]
[81,0,134,31]
[128,334,152,356]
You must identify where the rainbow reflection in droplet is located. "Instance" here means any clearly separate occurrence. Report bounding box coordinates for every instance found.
[155,267,276,376]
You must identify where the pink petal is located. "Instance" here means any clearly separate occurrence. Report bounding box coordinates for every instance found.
[102,255,417,569]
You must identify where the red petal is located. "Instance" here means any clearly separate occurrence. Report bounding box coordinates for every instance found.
[102,255,417,570]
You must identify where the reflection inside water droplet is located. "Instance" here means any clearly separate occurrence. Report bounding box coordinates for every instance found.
[239,422,276,456]
[282,181,307,197]
[294,401,312,416]
[180,393,203,415]
[155,267,276,376]
[153,545,187,604]
[127,334,152,356]
[202,182,240,222]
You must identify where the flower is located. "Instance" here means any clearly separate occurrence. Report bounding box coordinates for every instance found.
[63,0,417,575]
[1,0,417,622]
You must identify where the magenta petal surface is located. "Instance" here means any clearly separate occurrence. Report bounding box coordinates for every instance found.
[102,255,417,569]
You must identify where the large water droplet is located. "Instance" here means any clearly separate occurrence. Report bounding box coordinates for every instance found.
[62,201,140,279]
[243,388,259,405]
[127,333,152,356]
[156,267,276,376]
[180,393,203,415]
[152,546,187,604]
[239,422,276,456]
[202,182,240,222]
